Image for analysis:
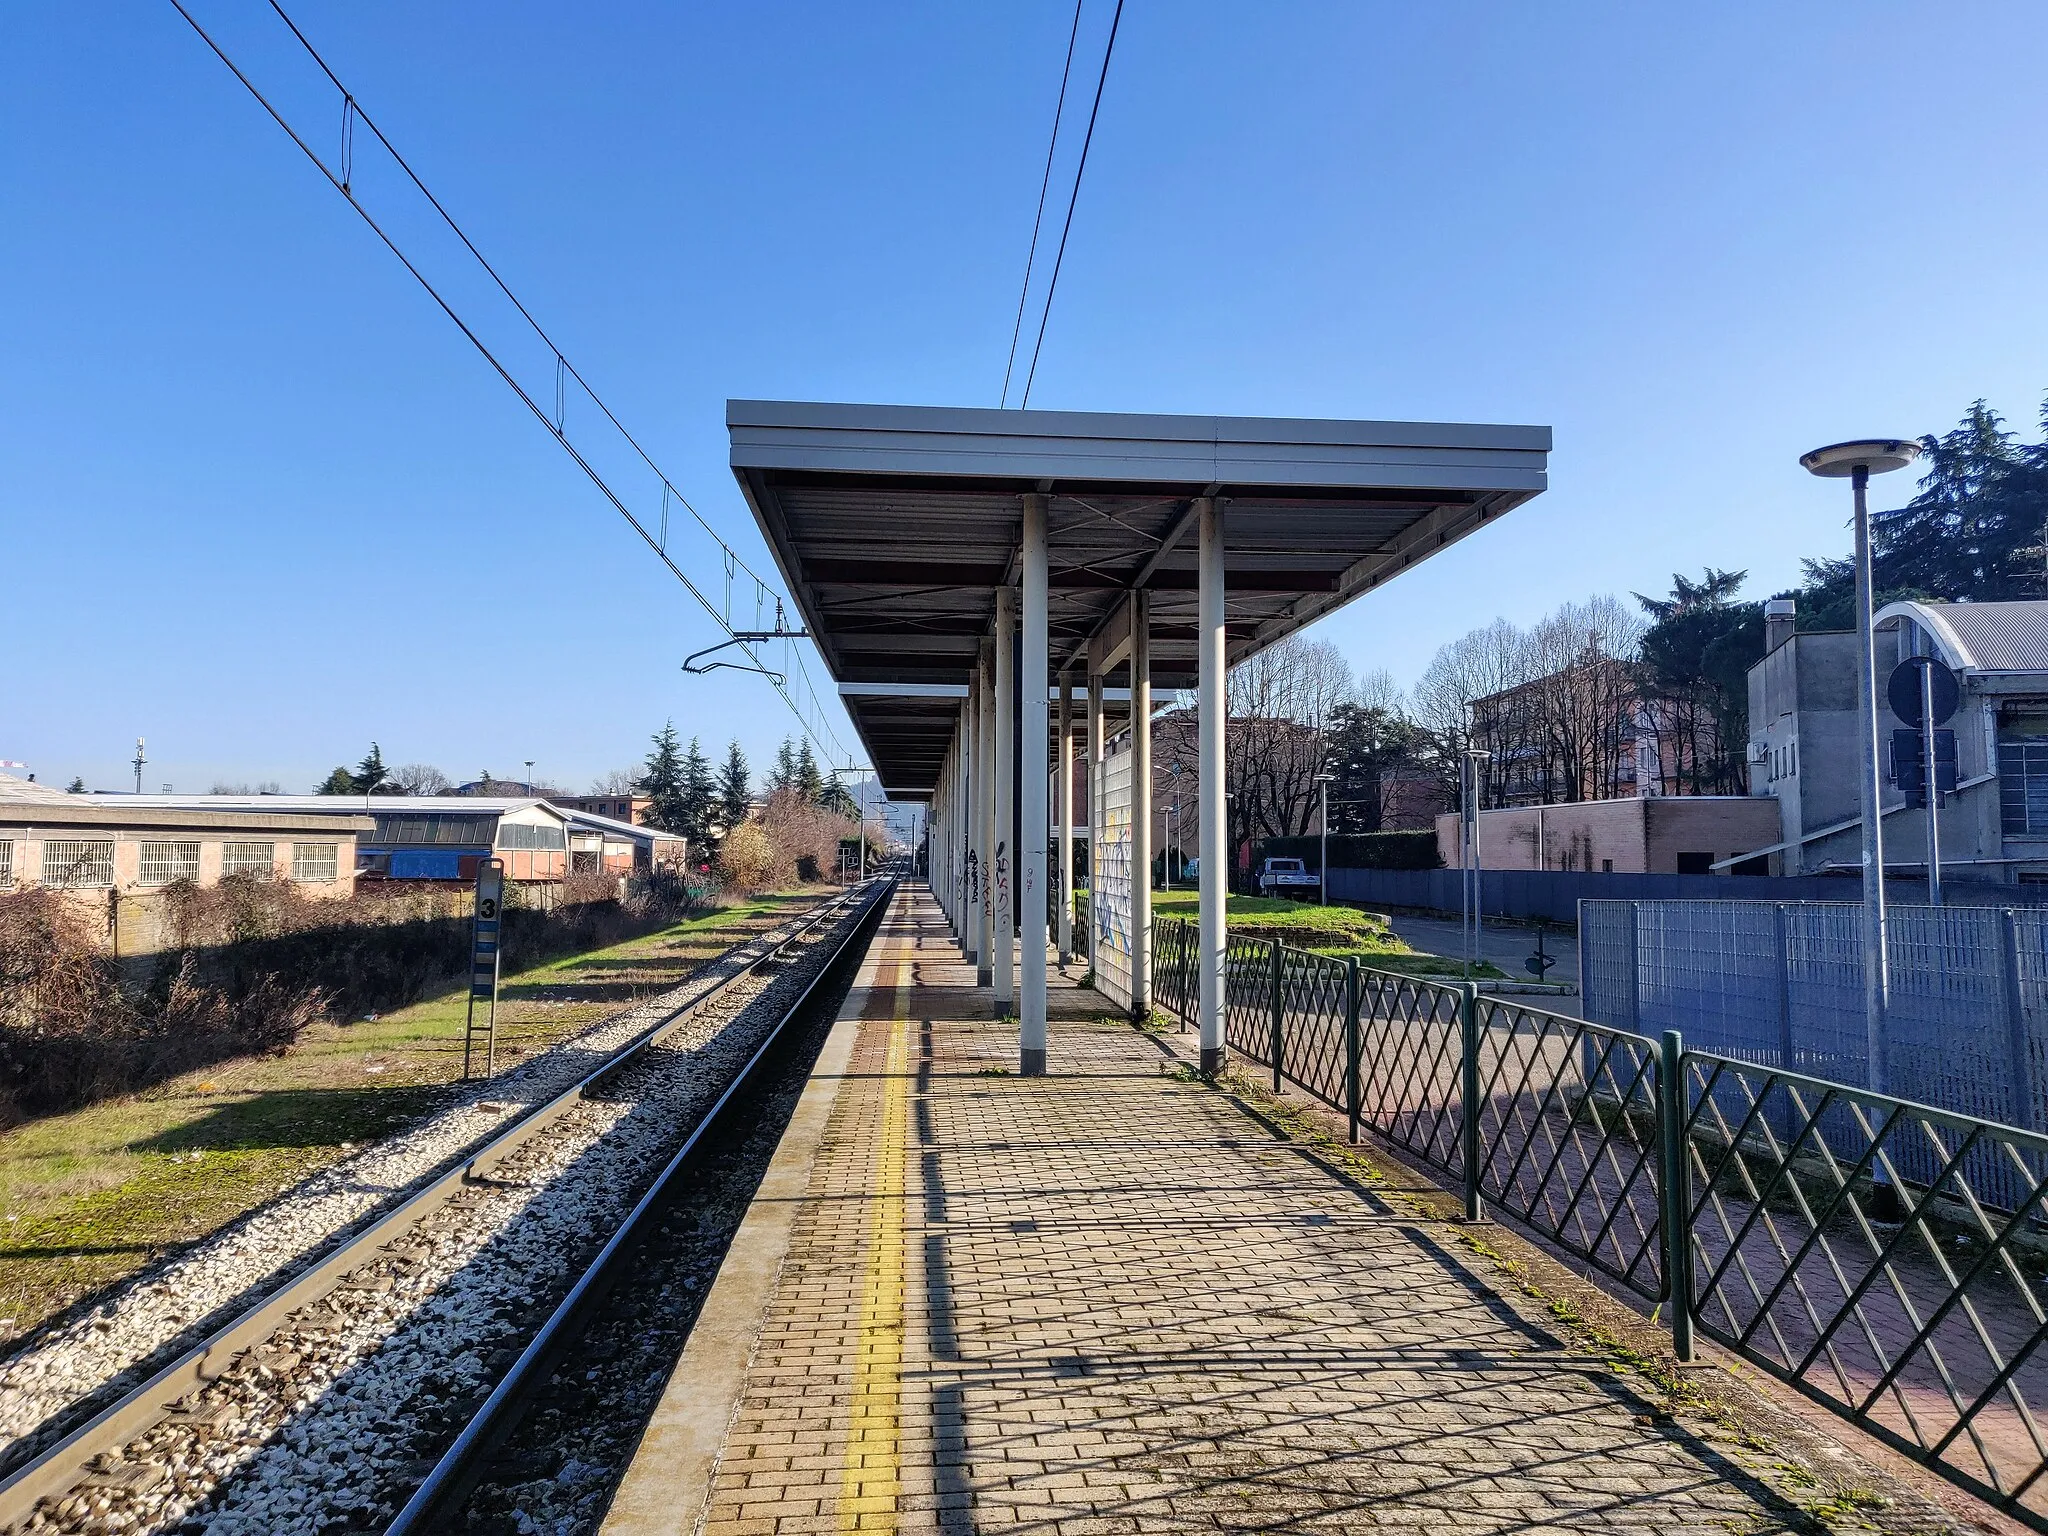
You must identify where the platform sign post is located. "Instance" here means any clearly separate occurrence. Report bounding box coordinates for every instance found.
[463,859,506,1080]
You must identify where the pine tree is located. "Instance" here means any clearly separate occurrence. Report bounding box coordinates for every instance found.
[769,739,798,793]
[1872,397,2048,601]
[718,741,751,830]
[638,721,690,832]
[795,739,825,804]
[352,743,390,794]
[65,776,85,794]
[316,766,357,794]
[680,736,718,840]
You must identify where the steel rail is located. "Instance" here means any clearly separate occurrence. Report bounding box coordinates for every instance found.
[386,876,895,1532]
[0,883,882,1530]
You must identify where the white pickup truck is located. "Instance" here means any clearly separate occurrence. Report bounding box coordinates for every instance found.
[1256,856,1321,897]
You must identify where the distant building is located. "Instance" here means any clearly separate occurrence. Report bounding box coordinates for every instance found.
[1435,795,1779,875]
[95,793,572,883]
[0,774,367,955]
[1746,597,2048,881]
[553,793,652,826]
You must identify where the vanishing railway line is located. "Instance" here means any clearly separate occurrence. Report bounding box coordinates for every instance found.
[0,879,892,1535]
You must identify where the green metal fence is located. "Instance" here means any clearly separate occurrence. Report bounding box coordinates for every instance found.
[1150,913,2048,1528]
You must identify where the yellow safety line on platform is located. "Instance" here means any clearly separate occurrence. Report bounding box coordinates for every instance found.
[838,946,909,1533]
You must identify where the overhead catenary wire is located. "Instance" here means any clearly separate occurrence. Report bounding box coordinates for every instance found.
[167,0,852,764]
[1018,0,1125,409]
[998,0,1085,410]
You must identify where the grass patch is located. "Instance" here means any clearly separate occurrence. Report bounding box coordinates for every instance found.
[1149,890,1503,978]
[0,890,824,1336]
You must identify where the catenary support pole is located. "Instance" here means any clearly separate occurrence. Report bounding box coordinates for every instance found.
[1058,673,1074,966]
[1196,496,1227,1077]
[1020,497,1050,1072]
[1129,590,1153,1023]
[994,587,1017,1016]
[977,647,996,986]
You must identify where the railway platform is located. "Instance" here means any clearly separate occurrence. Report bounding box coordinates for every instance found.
[603,886,1969,1536]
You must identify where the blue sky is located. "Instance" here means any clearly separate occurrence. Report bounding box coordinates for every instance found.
[6,3,2047,796]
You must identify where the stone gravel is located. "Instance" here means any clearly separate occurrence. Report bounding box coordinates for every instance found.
[0,894,840,1475]
[11,891,874,1535]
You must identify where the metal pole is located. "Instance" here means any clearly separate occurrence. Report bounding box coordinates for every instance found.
[1344,955,1361,1144]
[1020,495,1050,1073]
[1320,778,1329,905]
[978,649,996,985]
[1660,1027,1695,1362]
[1853,465,1890,1091]
[1921,659,1942,908]
[1196,497,1228,1077]
[994,588,1017,1016]
[1130,591,1152,1023]
[1460,982,1484,1223]
[1058,673,1074,965]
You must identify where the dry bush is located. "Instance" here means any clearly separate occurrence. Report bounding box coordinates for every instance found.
[759,788,856,885]
[0,887,328,1125]
[717,821,777,891]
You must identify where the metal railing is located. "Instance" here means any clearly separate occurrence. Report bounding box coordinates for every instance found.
[1151,913,2048,1529]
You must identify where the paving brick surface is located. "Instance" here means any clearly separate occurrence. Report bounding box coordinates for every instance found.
[699,891,1844,1535]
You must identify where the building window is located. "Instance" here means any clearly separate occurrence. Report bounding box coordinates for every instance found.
[138,841,201,886]
[292,842,339,882]
[0,840,12,886]
[497,823,566,851]
[1675,851,1714,875]
[43,839,115,888]
[2002,743,2048,835]
[223,841,276,877]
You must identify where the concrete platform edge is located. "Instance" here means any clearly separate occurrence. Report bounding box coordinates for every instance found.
[598,918,884,1535]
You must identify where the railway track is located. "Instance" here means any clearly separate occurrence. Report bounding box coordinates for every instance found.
[0,878,893,1535]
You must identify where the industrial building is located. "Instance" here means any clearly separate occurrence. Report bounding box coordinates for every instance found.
[1744,597,2048,881]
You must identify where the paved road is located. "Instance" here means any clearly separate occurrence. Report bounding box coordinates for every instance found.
[1386,911,1580,991]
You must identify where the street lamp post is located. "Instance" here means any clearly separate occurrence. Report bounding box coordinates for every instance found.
[523,760,535,796]
[1316,772,1334,905]
[1800,438,1922,1097]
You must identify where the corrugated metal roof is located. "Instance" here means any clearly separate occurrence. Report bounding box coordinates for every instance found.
[90,793,562,817]
[1876,600,2048,672]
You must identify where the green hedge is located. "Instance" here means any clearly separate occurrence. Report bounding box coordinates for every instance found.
[1255,830,1441,871]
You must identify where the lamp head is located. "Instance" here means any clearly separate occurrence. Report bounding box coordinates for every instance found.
[1799,439,1922,479]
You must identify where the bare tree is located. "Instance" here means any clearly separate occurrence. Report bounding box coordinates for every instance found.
[1225,636,1353,857]
[589,767,639,795]
[390,763,451,796]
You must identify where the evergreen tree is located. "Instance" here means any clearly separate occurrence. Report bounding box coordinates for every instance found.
[352,743,391,794]
[1324,704,1424,834]
[316,766,357,794]
[795,739,825,803]
[1876,400,2041,601]
[1631,570,1763,795]
[638,721,690,832]
[718,740,751,829]
[679,736,718,840]
[819,776,857,818]
[769,739,798,793]
[65,776,85,794]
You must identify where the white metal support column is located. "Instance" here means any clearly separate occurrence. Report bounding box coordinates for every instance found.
[1128,590,1153,1021]
[1087,666,1105,973]
[1020,497,1049,1072]
[994,587,1017,1016]
[958,701,972,947]
[980,654,996,979]
[1196,496,1227,1076]
[1057,672,1074,966]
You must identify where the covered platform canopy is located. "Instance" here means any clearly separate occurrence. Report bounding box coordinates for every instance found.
[730,398,1548,1077]
[730,400,1549,797]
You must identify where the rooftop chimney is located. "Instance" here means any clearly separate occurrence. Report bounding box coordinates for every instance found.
[1764,598,1796,654]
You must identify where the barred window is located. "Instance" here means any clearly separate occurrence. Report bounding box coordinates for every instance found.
[0,841,12,886]
[496,823,566,851]
[222,841,276,877]
[292,842,339,882]
[2001,743,2048,835]
[138,841,201,886]
[43,840,115,888]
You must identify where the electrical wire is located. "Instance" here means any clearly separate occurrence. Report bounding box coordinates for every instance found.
[166,0,853,764]
[999,0,1084,410]
[1018,0,1124,409]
